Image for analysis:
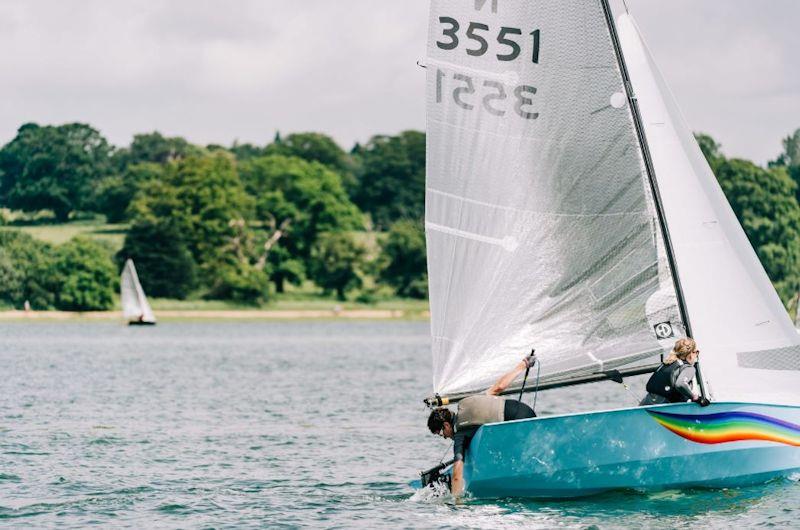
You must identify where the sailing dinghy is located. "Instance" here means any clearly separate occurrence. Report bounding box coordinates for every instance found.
[423,0,800,498]
[121,259,156,326]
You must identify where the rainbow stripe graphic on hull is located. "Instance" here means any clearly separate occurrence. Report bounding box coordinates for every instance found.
[647,410,800,446]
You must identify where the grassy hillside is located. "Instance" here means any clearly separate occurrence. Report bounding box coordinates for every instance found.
[0,220,128,250]
[1,219,380,257]
[0,218,428,313]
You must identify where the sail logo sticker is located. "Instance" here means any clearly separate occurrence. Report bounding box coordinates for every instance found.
[647,410,800,446]
[653,322,674,339]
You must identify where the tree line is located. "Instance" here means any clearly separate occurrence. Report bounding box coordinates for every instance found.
[0,122,798,312]
[696,130,800,304]
[0,125,427,310]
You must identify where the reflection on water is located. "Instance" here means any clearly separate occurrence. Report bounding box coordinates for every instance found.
[1,322,797,528]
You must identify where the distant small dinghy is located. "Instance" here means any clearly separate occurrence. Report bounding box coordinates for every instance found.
[121,259,156,326]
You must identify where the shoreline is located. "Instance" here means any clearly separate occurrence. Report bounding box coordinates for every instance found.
[0,309,430,321]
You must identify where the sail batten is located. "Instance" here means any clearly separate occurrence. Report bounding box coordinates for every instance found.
[429,187,653,218]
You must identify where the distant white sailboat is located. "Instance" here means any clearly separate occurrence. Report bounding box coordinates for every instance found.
[121,259,156,326]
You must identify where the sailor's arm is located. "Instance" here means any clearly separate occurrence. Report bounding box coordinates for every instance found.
[674,365,698,401]
[677,365,711,405]
[486,354,536,396]
[451,434,467,497]
[451,460,465,497]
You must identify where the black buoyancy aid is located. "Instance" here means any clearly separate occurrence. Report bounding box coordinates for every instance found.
[646,361,689,402]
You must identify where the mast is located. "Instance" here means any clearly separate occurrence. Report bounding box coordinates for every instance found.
[599,0,707,398]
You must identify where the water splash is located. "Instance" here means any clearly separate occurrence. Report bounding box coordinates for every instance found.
[407,482,452,504]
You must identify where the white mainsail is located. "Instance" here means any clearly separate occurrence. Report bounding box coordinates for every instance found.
[121,259,156,324]
[426,0,682,396]
[612,3,800,405]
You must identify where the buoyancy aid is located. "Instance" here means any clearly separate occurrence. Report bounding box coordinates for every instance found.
[645,360,693,403]
[455,395,505,431]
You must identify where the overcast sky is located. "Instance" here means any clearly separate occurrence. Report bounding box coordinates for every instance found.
[0,1,797,164]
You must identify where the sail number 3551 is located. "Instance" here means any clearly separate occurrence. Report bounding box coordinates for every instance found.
[436,17,540,63]
[436,69,538,120]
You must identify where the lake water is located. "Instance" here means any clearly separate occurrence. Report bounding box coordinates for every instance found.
[1,321,798,528]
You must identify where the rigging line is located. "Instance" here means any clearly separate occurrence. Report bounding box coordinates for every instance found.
[532,361,542,413]
[439,442,452,466]
[517,349,535,402]
[620,380,639,406]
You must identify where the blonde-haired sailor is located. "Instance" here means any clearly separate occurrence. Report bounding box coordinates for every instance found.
[640,337,710,407]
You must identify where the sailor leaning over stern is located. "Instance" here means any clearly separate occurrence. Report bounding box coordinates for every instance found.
[426,352,537,497]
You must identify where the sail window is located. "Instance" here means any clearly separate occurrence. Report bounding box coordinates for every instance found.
[737,347,800,372]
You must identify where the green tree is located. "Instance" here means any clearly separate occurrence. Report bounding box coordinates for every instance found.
[100,132,199,221]
[94,163,164,223]
[770,128,800,205]
[0,251,21,307]
[239,155,363,292]
[352,130,425,229]
[211,217,273,303]
[230,141,264,161]
[206,262,270,305]
[265,132,357,195]
[0,231,57,309]
[265,132,350,175]
[266,244,305,293]
[378,219,428,299]
[241,155,363,255]
[696,132,800,303]
[778,128,800,168]
[715,159,800,302]
[129,152,255,283]
[309,232,366,300]
[0,123,113,221]
[113,131,202,169]
[52,238,116,311]
[117,220,198,299]
[205,144,227,153]
[695,132,724,174]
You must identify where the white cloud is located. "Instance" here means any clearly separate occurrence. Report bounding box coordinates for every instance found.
[626,0,800,163]
[0,0,795,164]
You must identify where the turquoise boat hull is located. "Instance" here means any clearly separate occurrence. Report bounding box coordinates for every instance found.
[463,402,800,499]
